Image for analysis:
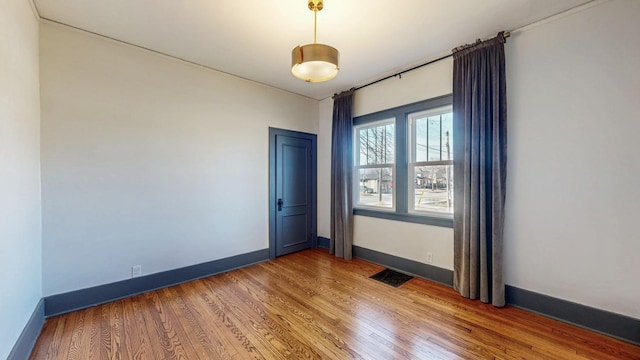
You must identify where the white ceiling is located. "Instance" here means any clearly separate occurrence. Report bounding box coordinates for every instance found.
[34,0,593,100]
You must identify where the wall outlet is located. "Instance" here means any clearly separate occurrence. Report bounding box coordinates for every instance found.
[426,252,433,264]
[131,265,142,278]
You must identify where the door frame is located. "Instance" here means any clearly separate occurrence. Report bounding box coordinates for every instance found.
[268,127,317,259]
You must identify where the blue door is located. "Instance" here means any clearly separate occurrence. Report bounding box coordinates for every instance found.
[269,128,317,257]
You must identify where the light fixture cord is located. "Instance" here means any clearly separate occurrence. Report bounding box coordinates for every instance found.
[313,10,317,43]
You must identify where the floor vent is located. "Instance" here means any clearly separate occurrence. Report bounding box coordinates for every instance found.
[369,268,413,287]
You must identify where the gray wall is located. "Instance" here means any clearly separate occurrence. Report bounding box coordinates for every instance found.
[39,22,319,296]
[502,0,640,319]
[0,1,42,358]
[318,0,640,319]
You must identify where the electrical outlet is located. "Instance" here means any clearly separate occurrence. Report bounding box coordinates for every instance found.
[426,252,433,264]
[131,265,142,278]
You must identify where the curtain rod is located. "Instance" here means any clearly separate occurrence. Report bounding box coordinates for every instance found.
[353,31,510,92]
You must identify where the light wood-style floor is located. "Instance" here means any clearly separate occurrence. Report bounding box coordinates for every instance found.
[31,249,640,359]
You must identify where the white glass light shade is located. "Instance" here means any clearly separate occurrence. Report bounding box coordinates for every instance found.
[291,43,339,82]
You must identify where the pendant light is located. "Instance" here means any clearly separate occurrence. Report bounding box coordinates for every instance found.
[291,0,339,82]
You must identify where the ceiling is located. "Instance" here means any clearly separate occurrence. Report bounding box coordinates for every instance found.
[34,0,593,100]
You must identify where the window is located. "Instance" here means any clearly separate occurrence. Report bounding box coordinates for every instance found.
[408,107,453,215]
[353,95,453,227]
[354,119,395,209]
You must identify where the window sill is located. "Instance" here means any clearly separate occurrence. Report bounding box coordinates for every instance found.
[353,208,453,228]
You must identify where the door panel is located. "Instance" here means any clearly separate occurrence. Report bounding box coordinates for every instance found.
[276,136,312,256]
[282,213,308,248]
[269,128,317,258]
[282,143,308,207]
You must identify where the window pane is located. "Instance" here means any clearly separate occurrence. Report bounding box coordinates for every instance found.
[412,165,453,214]
[415,118,427,162]
[410,110,453,163]
[427,116,441,161]
[441,113,453,161]
[357,168,393,208]
[357,122,394,165]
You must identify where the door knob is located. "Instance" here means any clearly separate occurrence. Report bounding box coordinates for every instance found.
[277,198,283,211]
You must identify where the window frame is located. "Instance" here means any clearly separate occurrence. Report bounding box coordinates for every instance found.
[352,95,453,228]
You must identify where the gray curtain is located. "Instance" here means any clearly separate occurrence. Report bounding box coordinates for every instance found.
[452,32,508,307]
[330,89,355,259]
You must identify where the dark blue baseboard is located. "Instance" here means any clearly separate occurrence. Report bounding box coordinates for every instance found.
[352,244,639,345]
[353,245,454,286]
[7,298,45,360]
[44,248,270,317]
[317,236,330,249]
[506,285,640,346]
[32,242,640,348]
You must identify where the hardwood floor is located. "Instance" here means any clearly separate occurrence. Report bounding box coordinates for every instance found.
[31,249,640,359]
